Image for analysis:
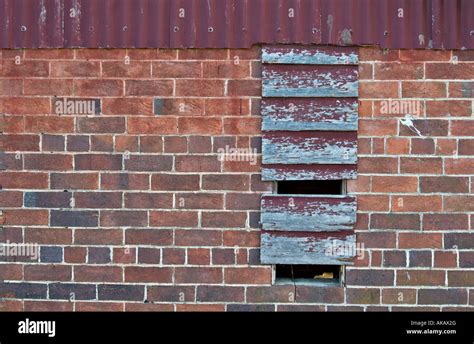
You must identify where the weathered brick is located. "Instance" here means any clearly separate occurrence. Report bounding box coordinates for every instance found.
[201,211,247,228]
[98,284,144,301]
[175,267,223,284]
[399,233,442,249]
[346,288,380,304]
[24,265,71,281]
[397,270,445,286]
[50,210,98,227]
[125,267,172,283]
[147,286,195,302]
[49,283,96,300]
[100,210,147,227]
[125,155,173,171]
[74,266,122,282]
[418,289,467,305]
[125,229,173,246]
[420,176,469,193]
[346,269,394,286]
[197,286,245,302]
[224,267,271,285]
[423,214,469,230]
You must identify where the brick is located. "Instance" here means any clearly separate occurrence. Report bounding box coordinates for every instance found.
[360,48,399,61]
[137,248,160,264]
[178,49,228,60]
[2,97,51,114]
[212,248,236,265]
[391,195,442,212]
[372,176,418,193]
[5,210,48,225]
[24,154,72,170]
[223,230,259,247]
[152,61,201,78]
[227,80,261,96]
[25,301,74,311]
[188,136,212,153]
[205,98,250,116]
[444,233,474,249]
[176,80,225,96]
[359,119,398,136]
[155,98,205,116]
[24,265,71,281]
[409,251,432,267]
[163,136,186,153]
[399,50,451,61]
[127,117,177,135]
[436,138,457,155]
[25,227,72,245]
[399,233,442,249]
[25,116,74,134]
[383,251,407,267]
[0,300,23,311]
[445,158,474,175]
[420,176,469,193]
[175,193,223,209]
[75,154,122,170]
[50,61,100,77]
[40,246,63,263]
[295,286,344,303]
[197,286,245,302]
[67,136,89,152]
[50,210,98,227]
[24,191,71,208]
[102,61,150,77]
[74,266,122,282]
[74,80,123,96]
[426,63,474,79]
[434,251,457,268]
[423,214,469,230]
[101,173,149,190]
[1,60,49,77]
[225,267,271,285]
[0,191,22,207]
[459,139,474,155]
[1,115,24,133]
[359,157,398,174]
[382,289,417,304]
[91,135,113,152]
[175,230,222,246]
[411,138,435,154]
[162,248,186,265]
[98,285,144,301]
[346,288,380,304]
[125,229,173,246]
[426,100,472,117]
[125,267,172,283]
[223,117,260,135]
[374,62,423,80]
[203,61,250,78]
[449,82,473,98]
[151,174,199,191]
[371,213,420,230]
[346,269,394,286]
[178,117,222,135]
[0,282,47,299]
[2,135,38,151]
[357,232,396,249]
[42,135,65,151]
[188,248,211,265]
[77,117,126,133]
[201,211,247,228]
[227,304,274,312]
[113,247,136,264]
[146,286,195,302]
[49,283,96,300]
[100,210,147,227]
[64,247,87,263]
[124,155,172,171]
[418,289,467,305]
[397,270,445,286]
[225,193,260,210]
[202,175,249,191]
[125,80,173,96]
[459,252,474,268]
[175,267,223,284]
[150,211,198,227]
[24,79,73,95]
[87,247,111,264]
[448,271,474,287]
[50,173,98,190]
[175,155,220,172]
[444,196,474,212]
[75,302,123,312]
[124,193,172,209]
[400,120,448,136]
[402,82,446,98]
[115,135,139,152]
[0,264,23,280]
[0,79,23,95]
[359,82,398,98]
[358,63,373,79]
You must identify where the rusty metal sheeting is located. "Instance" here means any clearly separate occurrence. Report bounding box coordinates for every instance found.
[1,0,473,49]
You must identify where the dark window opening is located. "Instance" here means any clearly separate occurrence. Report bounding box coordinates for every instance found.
[277,180,343,195]
[276,264,342,285]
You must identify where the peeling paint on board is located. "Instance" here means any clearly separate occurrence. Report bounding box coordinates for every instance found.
[261,164,357,181]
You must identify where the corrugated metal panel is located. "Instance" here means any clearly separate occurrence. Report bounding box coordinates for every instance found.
[1,0,472,49]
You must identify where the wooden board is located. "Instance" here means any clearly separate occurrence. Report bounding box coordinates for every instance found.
[262,131,357,165]
[262,98,357,131]
[262,46,359,65]
[262,64,358,97]
[261,194,357,231]
[261,164,357,181]
[260,230,356,265]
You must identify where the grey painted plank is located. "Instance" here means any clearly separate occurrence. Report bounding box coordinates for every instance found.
[262,131,358,165]
[262,46,359,65]
[261,194,357,231]
[261,164,357,181]
[260,231,356,265]
[262,65,358,98]
[261,98,358,131]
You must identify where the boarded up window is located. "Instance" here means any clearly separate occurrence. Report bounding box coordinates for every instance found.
[260,45,359,266]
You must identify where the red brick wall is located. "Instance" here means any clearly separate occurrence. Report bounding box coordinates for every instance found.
[0,47,473,311]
